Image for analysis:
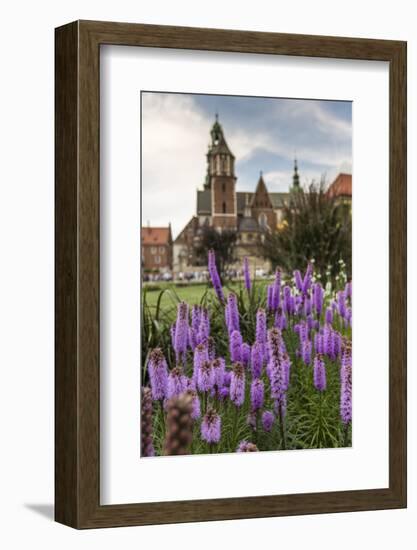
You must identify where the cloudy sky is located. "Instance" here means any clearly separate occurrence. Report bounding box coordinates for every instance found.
[141,92,352,239]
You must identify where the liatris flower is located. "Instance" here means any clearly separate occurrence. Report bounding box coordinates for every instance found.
[345,281,352,300]
[207,336,216,360]
[340,348,352,425]
[301,339,312,365]
[345,307,352,328]
[323,324,334,358]
[208,249,225,303]
[294,269,303,293]
[337,290,346,319]
[197,308,210,344]
[274,309,287,330]
[325,306,333,325]
[191,305,201,332]
[225,292,240,335]
[167,366,187,399]
[313,282,324,316]
[201,407,221,444]
[147,348,169,401]
[267,328,286,402]
[332,330,342,358]
[197,360,215,392]
[237,441,259,452]
[141,387,155,457]
[230,362,245,407]
[261,410,275,432]
[250,378,264,411]
[188,326,197,351]
[174,302,189,361]
[313,354,327,391]
[281,352,291,391]
[267,284,274,311]
[283,285,293,315]
[272,268,281,310]
[163,393,193,455]
[304,295,312,316]
[243,256,251,292]
[250,341,264,379]
[193,343,208,381]
[302,262,313,294]
[229,329,243,362]
[211,357,226,388]
[241,342,251,368]
[185,388,201,420]
[314,332,324,355]
[255,308,267,349]
[170,323,176,349]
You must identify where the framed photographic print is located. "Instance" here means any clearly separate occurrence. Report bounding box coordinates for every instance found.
[55,20,407,528]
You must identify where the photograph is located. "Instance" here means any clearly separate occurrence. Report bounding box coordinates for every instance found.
[140,91,353,457]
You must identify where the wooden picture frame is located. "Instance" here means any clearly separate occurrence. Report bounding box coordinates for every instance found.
[55,20,407,528]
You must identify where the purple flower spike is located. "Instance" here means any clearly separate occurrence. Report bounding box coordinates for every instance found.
[313,354,327,391]
[272,269,281,310]
[197,360,215,393]
[340,347,352,425]
[345,281,352,300]
[337,290,346,319]
[230,362,245,407]
[167,366,187,399]
[208,249,225,303]
[313,282,324,316]
[197,308,210,345]
[268,328,286,402]
[274,309,287,330]
[226,292,240,335]
[304,295,312,316]
[314,332,324,355]
[243,256,251,292]
[241,342,251,367]
[211,357,226,388]
[250,378,265,411]
[218,386,230,401]
[201,408,221,444]
[302,262,313,294]
[301,339,312,365]
[251,341,264,379]
[174,302,189,360]
[147,348,169,401]
[256,308,267,348]
[186,389,201,420]
[325,307,333,325]
[261,410,275,432]
[283,285,293,315]
[230,329,243,363]
[193,343,208,381]
[294,270,303,292]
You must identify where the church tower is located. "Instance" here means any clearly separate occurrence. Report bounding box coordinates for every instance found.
[205,115,237,230]
[292,157,300,190]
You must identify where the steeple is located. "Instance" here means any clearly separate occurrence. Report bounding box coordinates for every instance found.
[292,157,300,189]
[204,115,235,190]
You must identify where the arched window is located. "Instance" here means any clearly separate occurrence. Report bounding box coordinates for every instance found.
[222,202,227,214]
[258,212,267,229]
[222,182,226,193]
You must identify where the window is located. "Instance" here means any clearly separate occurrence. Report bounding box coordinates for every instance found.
[258,213,267,229]
[151,247,157,254]
[159,246,165,253]
[155,256,161,264]
[222,202,226,214]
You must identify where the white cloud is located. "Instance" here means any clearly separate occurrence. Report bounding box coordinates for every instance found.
[141,93,211,239]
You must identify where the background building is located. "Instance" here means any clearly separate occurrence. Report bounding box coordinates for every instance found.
[141,225,173,273]
[173,116,301,274]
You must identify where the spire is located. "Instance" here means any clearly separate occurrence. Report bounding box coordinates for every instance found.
[292,157,300,189]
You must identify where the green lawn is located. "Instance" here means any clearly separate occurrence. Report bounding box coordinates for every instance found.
[142,278,272,318]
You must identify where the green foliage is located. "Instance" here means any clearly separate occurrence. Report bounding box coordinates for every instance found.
[263,180,352,280]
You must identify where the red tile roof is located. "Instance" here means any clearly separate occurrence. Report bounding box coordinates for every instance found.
[327,173,352,198]
[141,226,171,245]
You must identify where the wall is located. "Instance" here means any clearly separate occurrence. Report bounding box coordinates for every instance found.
[0,0,415,548]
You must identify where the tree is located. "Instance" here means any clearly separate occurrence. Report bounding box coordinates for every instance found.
[195,226,238,277]
[262,180,351,280]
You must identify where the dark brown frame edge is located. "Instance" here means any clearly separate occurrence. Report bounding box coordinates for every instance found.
[55,20,407,529]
